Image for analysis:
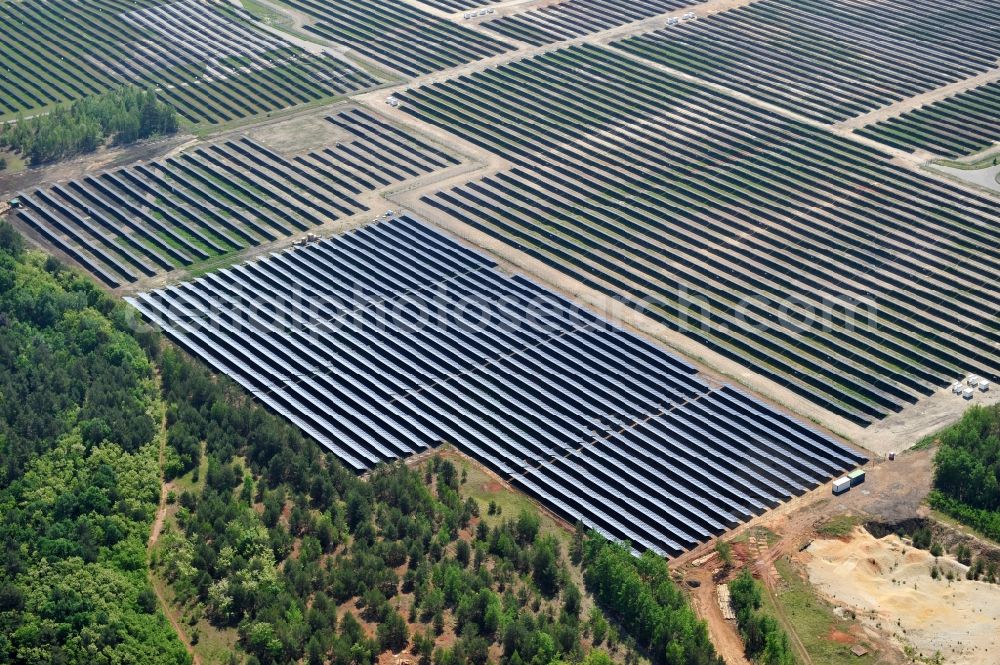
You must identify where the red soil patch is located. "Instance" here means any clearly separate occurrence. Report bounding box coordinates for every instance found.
[280,500,292,526]
[434,626,457,650]
[731,542,752,564]
[829,629,853,644]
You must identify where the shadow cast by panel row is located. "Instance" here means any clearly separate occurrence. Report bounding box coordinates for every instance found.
[127,214,865,557]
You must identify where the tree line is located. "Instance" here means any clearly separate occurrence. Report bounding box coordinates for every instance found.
[581,538,722,665]
[728,570,794,665]
[0,86,178,165]
[930,404,1000,542]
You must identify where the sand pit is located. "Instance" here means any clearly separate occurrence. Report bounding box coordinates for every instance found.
[806,528,1000,664]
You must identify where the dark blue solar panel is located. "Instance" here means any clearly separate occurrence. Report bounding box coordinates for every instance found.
[126,214,866,557]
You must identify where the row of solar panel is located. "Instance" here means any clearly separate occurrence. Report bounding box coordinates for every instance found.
[15,108,460,286]
[128,215,863,555]
[128,215,702,466]
[399,43,1000,427]
[516,385,864,555]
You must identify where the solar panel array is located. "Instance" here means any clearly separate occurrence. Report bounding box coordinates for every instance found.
[278,0,515,77]
[126,215,864,556]
[516,384,863,555]
[15,109,459,286]
[482,0,698,46]
[0,0,378,122]
[398,44,1000,427]
[421,0,502,13]
[613,0,1000,123]
[856,81,1000,159]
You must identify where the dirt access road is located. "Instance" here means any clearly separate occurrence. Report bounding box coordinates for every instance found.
[687,565,753,665]
[675,447,936,664]
[147,398,203,665]
[837,66,1000,131]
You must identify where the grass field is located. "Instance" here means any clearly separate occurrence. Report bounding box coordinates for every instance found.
[933,151,1000,170]
[438,447,573,545]
[150,566,241,665]
[239,0,293,29]
[169,440,208,497]
[816,515,862,538]
[0,150,26,175]
[761,557,877,665]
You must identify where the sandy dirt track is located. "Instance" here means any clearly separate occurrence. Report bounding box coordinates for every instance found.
[838,66,1000,131]
[673,445,972,665]
[687,564,753,665]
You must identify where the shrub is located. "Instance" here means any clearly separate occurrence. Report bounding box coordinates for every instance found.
[912,527,933,549]
[716,539,733,568]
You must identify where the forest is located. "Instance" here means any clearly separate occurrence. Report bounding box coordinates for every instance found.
[0,221,188,663]
[0,87,178,165]
[929,404,1000,541]
[153,342,724,665]
[727,570,794,665]
[0,219,723,665]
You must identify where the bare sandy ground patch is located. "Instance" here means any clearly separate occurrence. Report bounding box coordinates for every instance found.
[806,528,1000,664]
[243,110,352,154]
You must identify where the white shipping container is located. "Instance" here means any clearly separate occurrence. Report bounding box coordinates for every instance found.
[833,477,851,494]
